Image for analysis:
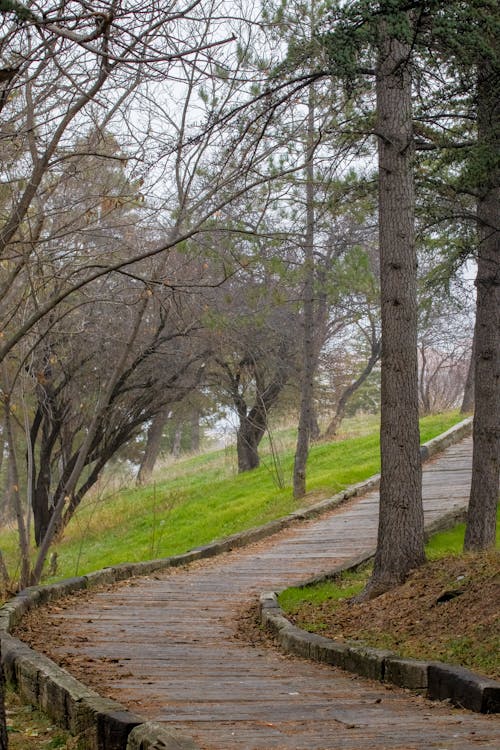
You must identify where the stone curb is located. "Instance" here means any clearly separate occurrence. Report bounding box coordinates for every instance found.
[259,590,500,713]
[0,417,476,746]
[258,501,500,715]
[419,416,472,461]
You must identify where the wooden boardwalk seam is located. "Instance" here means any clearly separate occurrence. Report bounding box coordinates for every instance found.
[24,436,500,748]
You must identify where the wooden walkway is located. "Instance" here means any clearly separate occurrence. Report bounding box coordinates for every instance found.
[35,437,500,749]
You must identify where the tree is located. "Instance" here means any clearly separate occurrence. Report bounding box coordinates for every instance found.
[136,393,209,484]
[211,313,297,473]
[2,253,209,586]
[417,295,472,416]
[319,0,498,591]
[319,239,381,438]
[136,407,173,486]
[409,0,500,549]
[321,327,380,438]
[464,35,500,550]
[293,82,318,497]
[366,9,425,596]
[1,0,290,584]
[0,0,238,365]
[204,252,299,473]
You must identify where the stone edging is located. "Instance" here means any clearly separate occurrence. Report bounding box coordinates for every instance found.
[259,588,500,715]
[0,418,478,747]
[259,501,500,716]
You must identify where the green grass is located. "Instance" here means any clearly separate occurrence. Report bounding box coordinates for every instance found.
[5,687,80,750]
[0,411,465,584]
[278,570,367,615]
[425,519,475,558]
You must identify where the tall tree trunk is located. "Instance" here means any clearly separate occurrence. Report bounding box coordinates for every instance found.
[294,84,317,499]
[136,408,170,486]
[464,56,500,551]
[366,20,424,597]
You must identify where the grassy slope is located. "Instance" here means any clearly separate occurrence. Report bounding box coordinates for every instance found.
[0,411,464,584]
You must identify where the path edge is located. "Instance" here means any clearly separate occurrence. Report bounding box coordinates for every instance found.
[258,502,500,715]
[0,417,476,747]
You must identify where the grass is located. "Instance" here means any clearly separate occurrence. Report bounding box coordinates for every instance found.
[278,568,368,614]
[5,688,80,750]
[0,411,465,585]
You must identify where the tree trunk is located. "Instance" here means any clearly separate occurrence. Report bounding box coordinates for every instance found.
[309,406,321,442]
[189,407,201,452]
[136,408,170,485]
[464,57,500,551]
[294,84,316,499]
[3,388,31,589]
[0,644,7,750]
[418,346,432,416]
[171,422,183,458]
[236,402,269,472]
[366,21,424,597]
[33,480,52,548]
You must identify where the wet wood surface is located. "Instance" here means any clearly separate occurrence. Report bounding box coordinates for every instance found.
[36,437,500,748]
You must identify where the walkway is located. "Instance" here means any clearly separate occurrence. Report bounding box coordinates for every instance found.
[34,437,500,748]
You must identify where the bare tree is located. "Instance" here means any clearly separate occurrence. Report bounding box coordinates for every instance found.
[205,258,299,472]
[0,0,240,364]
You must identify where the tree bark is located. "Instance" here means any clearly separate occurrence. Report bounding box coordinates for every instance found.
[309,406,321,442]
[366,20,424,597]
[0,643,7,750]
[136,408,170,486]
[294,84,317,499]
[171,422,183,458]
[464,56,500,551]
[236,414,264,472]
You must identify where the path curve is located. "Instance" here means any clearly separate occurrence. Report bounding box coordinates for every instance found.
[29,437,500,749]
